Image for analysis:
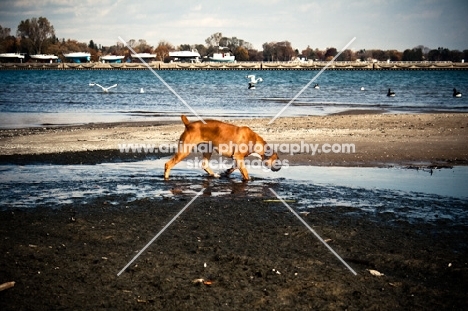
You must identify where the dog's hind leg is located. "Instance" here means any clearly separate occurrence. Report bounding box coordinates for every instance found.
[201,153,220,178]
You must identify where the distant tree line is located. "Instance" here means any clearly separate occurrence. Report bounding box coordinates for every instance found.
[1,17,467,63]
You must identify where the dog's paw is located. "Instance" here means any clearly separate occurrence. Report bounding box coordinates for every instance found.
[220,171,233,178]
[222,169,234,176]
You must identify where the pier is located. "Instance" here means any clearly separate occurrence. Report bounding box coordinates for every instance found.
[1,61,467,70]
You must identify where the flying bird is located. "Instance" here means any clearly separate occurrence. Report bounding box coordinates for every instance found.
[89,83,118,93]
[246,75,263,89]
[453,88,462,97]
[387,88,395,97]
[314,83,320,89]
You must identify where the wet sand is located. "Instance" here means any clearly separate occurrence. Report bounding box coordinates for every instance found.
[1,112,468,310]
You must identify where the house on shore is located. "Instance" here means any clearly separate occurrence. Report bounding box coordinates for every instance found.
[0,53,25,63]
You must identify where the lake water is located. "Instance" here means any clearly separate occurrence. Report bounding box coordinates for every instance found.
[0,70,467,128]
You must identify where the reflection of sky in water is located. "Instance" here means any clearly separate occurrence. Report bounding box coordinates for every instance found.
[0,160,467,225]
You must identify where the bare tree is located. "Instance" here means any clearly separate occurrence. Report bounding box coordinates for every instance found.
[233,46,249,61]
[205,32,223,47]
[179,44,191,51]
[135,39,152,53]
[0,25,11,39]
[194,44,207,57]
[275,41,294,61]
[336,49,355,61]
[248,49,263,61]
[154,40,174,62]
[0,25,17,53]
[324,47,337,61]
[17,17,55,54]
[262,41,294,61]
[262,42,276,61]
[127,39,136,48]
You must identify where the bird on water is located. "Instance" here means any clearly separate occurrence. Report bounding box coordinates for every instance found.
[453,88,462,97]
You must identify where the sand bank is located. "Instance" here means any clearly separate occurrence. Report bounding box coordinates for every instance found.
[1,112,467,167]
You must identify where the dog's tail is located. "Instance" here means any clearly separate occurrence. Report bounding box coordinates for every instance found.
[181,115,190,127]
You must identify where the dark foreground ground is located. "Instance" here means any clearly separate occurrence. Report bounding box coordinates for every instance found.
[1,184,467,310]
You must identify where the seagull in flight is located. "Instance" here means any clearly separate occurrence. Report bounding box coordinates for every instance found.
[89,82,118,93]
[246,75,263,89]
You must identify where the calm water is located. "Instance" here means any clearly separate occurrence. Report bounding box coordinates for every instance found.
[1,161,467,224]
[0,70,467,128]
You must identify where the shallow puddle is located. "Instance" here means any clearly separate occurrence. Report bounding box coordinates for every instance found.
[0,159,467,224]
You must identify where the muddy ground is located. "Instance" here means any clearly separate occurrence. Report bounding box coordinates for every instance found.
[1,184,467,310]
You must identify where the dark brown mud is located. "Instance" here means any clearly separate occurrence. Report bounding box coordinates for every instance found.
[1,188,467,310]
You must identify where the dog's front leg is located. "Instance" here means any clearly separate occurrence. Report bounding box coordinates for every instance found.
[235,158,250,181]
[202,153,220,178]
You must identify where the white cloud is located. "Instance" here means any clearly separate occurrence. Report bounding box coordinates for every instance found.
[0,0,467,50]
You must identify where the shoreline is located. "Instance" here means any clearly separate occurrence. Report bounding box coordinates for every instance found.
[1,111,467,168]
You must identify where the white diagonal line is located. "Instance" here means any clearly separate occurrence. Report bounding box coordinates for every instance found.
[268,37,356,125]
[117,187,205,276]
[268,188,357,275]
[118,36,206,124]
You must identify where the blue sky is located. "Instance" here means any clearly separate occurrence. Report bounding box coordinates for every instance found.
[1,0,467,51]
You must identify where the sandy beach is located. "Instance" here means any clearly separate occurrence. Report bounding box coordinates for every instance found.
[1,112,467,167]
[1,112,468,310]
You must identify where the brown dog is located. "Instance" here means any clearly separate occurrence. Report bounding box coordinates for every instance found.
[164,115,281,180]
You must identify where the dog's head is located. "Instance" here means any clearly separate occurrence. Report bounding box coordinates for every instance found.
[263,152,281,172]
